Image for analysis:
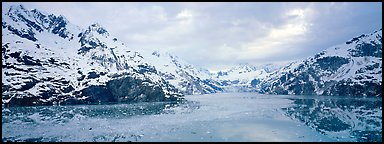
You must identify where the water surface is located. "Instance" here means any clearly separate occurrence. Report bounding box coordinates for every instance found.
[2,93,382,142]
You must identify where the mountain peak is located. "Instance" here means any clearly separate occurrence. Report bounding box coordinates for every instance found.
[3,4,75,39]
[90,23,102,28]
[6,4,28,16]
[228,63,256,73]
[370,28,382,35]
[345,28,382,45]
[87,23,109,36]
[9,4,26,11]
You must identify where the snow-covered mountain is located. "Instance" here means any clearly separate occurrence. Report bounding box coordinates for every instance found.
[135,49,224,95]
[259,29,382,97]
[2,4,230,107]
[213,63,281,92]
[2,5,381,107]
[2,5,185,106]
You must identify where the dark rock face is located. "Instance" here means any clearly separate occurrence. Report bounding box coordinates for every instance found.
[315,56,349,72]
[349,42,382,58]
[18,55,42,66]
[73,76,178,104]
[6,94,45,107]
[3,22,37,41]
[137,64,157,74]
[250,79,260,87]
[81,85,114,103]
[87,71,100,79]
[106,76,165,102]
[3,75,182,107]
[49,15,69,39]
[19,78,39,91]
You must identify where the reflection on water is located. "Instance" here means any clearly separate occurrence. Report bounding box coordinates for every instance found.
[282,96,382,142]
[2,93,382,142]
[2,100,200,124]
[2,100,201,142]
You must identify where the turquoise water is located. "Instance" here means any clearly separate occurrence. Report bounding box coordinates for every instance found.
[2,93,382,142]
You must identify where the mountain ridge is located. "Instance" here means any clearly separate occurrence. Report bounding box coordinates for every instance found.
[258,29,382,96]
[2,4,185,106]
[2,4,382,107]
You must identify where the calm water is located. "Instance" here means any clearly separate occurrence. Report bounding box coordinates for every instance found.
[2,93,382,142]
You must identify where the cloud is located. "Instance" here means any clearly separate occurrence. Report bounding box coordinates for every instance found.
[229,7,314,64]
[4,2,382,71]
[176,9,193,19]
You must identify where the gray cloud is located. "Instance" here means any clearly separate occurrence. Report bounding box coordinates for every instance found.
[3,2,382,71]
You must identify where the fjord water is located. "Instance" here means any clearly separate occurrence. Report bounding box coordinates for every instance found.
[2,93,382,142]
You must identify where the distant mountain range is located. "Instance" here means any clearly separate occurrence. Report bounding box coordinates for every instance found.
[2,5,382,106]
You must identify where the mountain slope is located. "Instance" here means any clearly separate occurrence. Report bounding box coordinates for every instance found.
[135,49,224,95]
[259,29,382,97]
[2,5,183,106]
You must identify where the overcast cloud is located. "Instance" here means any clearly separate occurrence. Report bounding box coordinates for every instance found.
[3,2,382,71]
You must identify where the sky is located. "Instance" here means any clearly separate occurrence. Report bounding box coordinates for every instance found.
[2,2,382,72]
